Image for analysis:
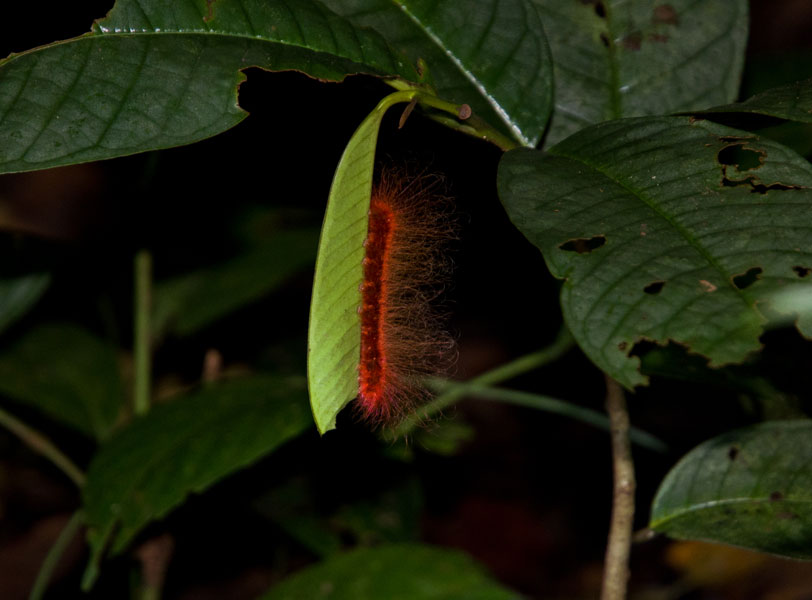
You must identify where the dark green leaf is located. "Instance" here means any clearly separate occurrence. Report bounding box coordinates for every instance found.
[0,0,418,174]
[0,273,50,335]
[83,375,310,562]
[699,78,812,123]
[153,228,318,337]
[324,0,553,146]
[259,543,518,600]
[0,323,123,440]
[534,0,748,145]
[651,420,812,559]
[498,116,812,388]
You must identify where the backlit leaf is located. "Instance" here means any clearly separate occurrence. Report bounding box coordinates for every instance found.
[308,90,420,434]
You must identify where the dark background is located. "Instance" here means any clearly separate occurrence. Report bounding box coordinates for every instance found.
[0,2,811,598]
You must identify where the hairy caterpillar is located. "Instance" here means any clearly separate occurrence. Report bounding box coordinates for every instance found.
[356,168,456,427]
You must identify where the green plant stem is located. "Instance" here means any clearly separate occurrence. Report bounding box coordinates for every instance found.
[396,325,575,435]
[0,405,85,487]
[601,376,635,600]
[428,380,666,453]
[134,249,152,417]
[384,79,521,151]
[29,511,84,600]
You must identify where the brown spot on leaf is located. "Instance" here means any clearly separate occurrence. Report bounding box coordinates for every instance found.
[559,235,606,254]
[770,491,784,502]
[618,341,628,352]
[793,266,811,278]
[699,280,717,293]
[204,0,218,22]
[653,4,679,25]
[728,446,739,460]
[621,32,643,50]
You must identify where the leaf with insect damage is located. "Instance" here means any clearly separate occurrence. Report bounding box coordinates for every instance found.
[498,116,812,388]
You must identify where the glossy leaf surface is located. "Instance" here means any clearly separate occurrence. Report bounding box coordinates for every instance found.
[0,0,417,174]
[0,323,123,440]
[651,421,812,559]
[324,0,553,146]
[259,543,518,600]
[498,116,812,388]
[534,0,748,145]
[83,375,310,563]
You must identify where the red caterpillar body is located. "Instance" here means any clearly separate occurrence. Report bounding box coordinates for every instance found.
[357,170,455,426]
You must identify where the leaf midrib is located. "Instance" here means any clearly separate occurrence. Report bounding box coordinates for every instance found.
[651,496,812,530]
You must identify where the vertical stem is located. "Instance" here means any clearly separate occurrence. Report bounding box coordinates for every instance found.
[601,376,635,600]
[133,249,152,417]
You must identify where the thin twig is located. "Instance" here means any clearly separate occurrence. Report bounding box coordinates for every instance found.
[0,405,85,487]
[601,376,636,600]
[425,380,667,453]
[395,324,575,435]
[29,511,84,600]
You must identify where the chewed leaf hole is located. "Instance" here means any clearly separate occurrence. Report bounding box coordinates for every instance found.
[732,267,762,290]
[644,280,666,295]
[721,175,799,194]
[793,266,811,278]
[718,143,764,172]
[559,235,606,254]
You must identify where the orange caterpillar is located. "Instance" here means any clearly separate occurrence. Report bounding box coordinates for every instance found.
[357,169,456,427]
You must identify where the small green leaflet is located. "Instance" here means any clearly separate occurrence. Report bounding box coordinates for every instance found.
[651,420,812,559]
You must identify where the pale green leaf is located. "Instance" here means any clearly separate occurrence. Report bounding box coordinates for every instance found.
[308,90,422,434]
